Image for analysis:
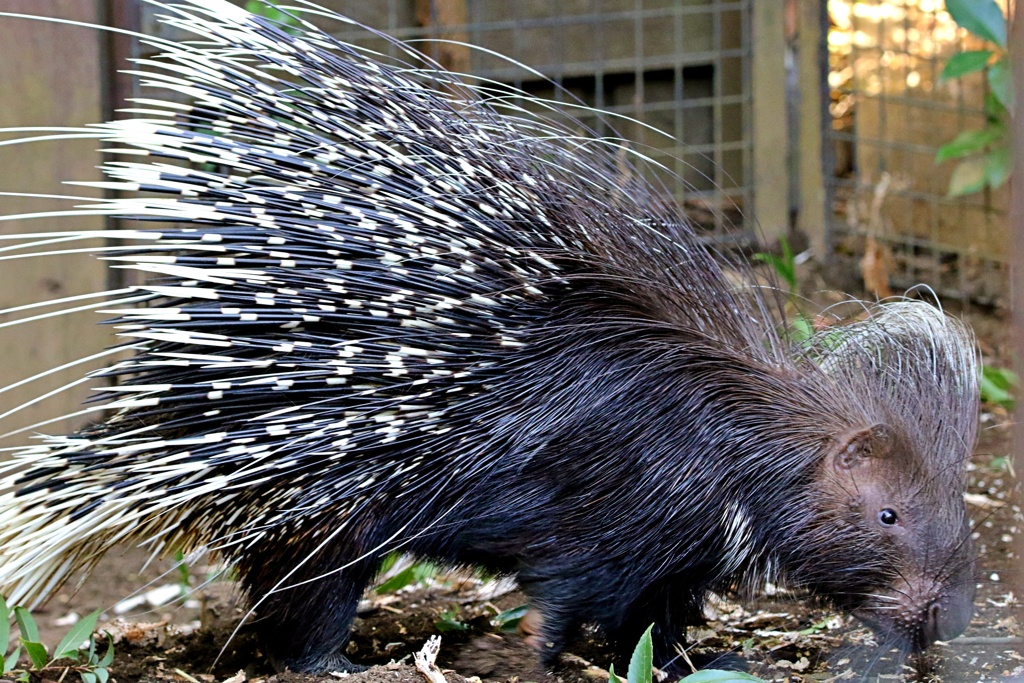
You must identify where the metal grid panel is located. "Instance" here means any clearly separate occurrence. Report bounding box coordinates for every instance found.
[827,0,1008,305]
[459,1,753,237]
[143,0,755,239]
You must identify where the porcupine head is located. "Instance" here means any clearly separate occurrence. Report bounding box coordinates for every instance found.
[0,0,981,676]
[774,304,979,656]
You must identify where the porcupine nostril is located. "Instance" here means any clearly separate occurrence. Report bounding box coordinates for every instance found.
[920,596,972,648]
[920,602,942,648]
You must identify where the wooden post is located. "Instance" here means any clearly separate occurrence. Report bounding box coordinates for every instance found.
[0,1,111,441]
[414,0,470,77]
[751,0,789,246]
[1009,0,1024,652]
[101,0,143,290]
[796,0,828,258]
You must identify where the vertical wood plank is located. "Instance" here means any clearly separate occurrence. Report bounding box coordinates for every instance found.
[414,0,470,76]
[0,1,111,442]
[797,0,828,258]
[1009,0,1024,624]
[751,0,788,245]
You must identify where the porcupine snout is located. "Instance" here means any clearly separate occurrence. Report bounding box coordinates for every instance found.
[919,583,975,648]
[925,593,970,643]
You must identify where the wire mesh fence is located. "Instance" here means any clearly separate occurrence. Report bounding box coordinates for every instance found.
[142,0,756,240]
[827,0,1008,305]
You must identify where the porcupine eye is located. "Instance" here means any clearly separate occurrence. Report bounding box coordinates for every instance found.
[878,508,898,526]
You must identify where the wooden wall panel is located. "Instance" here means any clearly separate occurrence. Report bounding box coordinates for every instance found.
[0,0,112,444]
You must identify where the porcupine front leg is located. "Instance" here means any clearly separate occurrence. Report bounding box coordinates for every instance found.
[515,571,587,670]
[240,540,381,673]
[609,577,747,676]
[522,603,583,670]
[597,579,694,676]
[517,563,685,671]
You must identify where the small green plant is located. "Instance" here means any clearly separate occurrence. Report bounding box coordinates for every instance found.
[434,609,468,634]
[752,236,797,294]
[374,558,440,594]
[752,237,817,345]
[607,624,652,683]
[174,549,191,598]
[988,455,1014,476]
[980,365,1018,410]
[1,595,114,683]
[676,671,766,682]
[935,0,1012,196]
[787,316,815,345]
[797,616,834,636]
[244,1,302,30]
[491,604,529,632]
[607,625,766,683]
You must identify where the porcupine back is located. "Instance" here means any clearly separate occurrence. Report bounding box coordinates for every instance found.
[0,0,979,675]
[0,0,771,606]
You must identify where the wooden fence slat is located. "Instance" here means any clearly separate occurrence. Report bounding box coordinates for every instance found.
[752,0,788,245]
[797,0,827,258]
[0,0,111,442]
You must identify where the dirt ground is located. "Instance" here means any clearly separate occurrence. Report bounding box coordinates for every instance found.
[10,307,1024,683]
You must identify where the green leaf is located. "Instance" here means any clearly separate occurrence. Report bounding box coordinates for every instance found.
[4,646,20,674]
[753,236,797,291]
[80,671,98,683]
[626,625,653,683]
[981,365,1018,408]
[377,552,400,575]
[54,610,100,661]
[97,637,115,669]
[434,610,468,633]
[608,664,622,683]
[985,91,1008,119]
[988,59,1014,110]
[492,605,529,631]
[945,0,1007,47]
[174,550,191,592]
[790,316,814,343]
[434,620,468,633]
[798,617,833,635]
[935,126,1004,163]
[374,565,416,594]
[375,561,438,594]
[678,671,767,682]
[13,609,38,645]
[16,670,29,682]
[981,375,1012,406]
[412,562,439,582]
[940,50,992,81]
[0,596,10,659]
[984,147,1011,189]
[21,641,47,670]
[947,156,988,196]
[244,1,300,28]
[95,667,109,683]
[984,366,1019,390]
[989,455,1010,470]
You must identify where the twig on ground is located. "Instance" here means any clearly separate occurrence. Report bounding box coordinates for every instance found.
[414,635,447,683]
[175,669,203,683]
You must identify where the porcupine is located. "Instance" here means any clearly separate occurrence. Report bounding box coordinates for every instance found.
[0,0,980,676]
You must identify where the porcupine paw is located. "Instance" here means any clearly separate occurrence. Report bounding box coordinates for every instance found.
[517,607,545,648]
[281,651,367,674]
[520,610,573,670]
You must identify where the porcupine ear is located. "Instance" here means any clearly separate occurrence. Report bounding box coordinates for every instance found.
[831,424,893,469]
